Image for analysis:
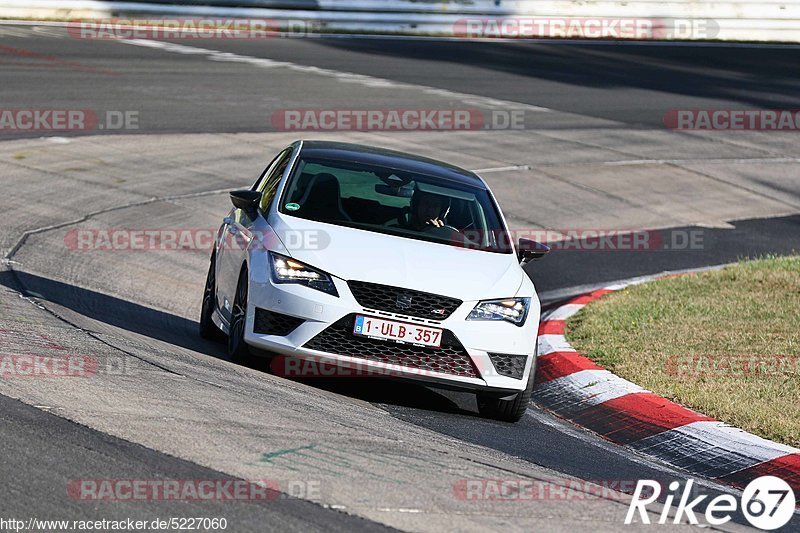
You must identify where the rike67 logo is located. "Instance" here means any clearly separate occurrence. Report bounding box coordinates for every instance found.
[626,477,796,530]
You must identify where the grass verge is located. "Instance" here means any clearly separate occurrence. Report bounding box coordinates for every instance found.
[566,256,800,447]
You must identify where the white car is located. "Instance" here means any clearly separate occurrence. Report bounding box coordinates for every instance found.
[200,141,549,421]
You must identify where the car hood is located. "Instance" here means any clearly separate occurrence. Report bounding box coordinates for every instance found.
[269,215,524,302]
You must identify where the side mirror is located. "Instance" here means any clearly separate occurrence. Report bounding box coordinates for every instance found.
[518,238,549,263]
[230,190,261,212]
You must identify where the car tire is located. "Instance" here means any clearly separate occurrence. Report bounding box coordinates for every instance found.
[199,252,224,341]
[228,267,253,364]
[476,355,537,423]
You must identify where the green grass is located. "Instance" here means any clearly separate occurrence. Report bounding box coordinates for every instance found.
[566,256,800,447]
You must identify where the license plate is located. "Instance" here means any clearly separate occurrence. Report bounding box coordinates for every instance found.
[353,315,442,348]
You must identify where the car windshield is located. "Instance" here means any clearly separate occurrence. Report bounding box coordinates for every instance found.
[278,157,513,253]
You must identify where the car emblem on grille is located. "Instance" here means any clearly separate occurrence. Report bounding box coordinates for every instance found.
[396,293,413,309]
[431,309,446,315]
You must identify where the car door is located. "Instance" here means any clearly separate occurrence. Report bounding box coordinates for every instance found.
[215,147,295,324]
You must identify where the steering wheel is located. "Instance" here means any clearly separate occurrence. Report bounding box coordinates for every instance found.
[424,224,469,244]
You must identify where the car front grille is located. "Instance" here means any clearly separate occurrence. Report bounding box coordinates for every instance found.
[347,280,462,321]
[488,352,528,379]
[254,308,304,336]
[303,314,479,378]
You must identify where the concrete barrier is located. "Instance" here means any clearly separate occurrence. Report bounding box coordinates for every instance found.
[1,0,798,42]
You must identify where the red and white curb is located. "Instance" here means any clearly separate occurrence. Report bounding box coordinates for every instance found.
[533,284,800,496]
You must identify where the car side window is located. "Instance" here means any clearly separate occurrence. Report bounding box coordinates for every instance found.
[251,154,280,191]
[258,148,293,212]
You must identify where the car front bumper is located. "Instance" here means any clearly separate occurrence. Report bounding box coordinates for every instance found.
[241,274,540,393]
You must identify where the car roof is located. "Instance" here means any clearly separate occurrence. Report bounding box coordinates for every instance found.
[296,140,487,189]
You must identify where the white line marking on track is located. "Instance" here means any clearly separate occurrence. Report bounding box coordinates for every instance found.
[542,304,584,322]
[669,421,800,458]
[603,157,800,166]
[0,26,40,37]
[536,369,647,406]
[628,420,800,479]
[119,38,551,112]
[472,165,532,173]
[523,408,750,490]
[4,20,800,48]
[537,333,577,356]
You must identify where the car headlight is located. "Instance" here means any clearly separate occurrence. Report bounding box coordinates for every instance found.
[268,252,338,297]
[467,297,530,326]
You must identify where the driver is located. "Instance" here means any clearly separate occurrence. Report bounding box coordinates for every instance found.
[403,190,449,231]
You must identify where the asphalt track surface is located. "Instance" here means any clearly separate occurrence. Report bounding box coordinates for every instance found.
[0,393,392,532]
[0,28,799,135]
[1,25,799,531]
